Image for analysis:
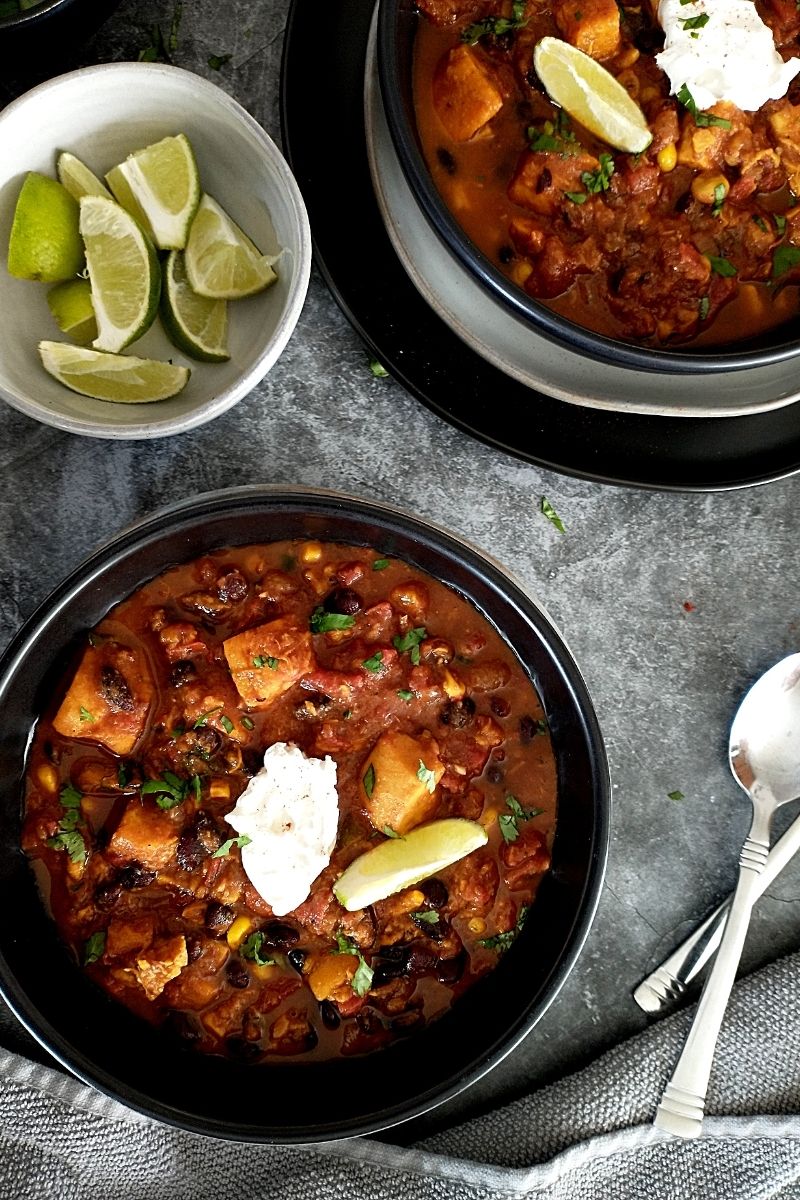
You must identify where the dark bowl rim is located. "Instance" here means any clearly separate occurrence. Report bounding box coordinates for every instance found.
[376,0,800,377]
[0,484,611,1142]
[0,0,80,32]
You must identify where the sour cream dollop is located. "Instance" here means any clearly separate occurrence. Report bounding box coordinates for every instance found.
[225,741,339,916]
[656,0,800,113]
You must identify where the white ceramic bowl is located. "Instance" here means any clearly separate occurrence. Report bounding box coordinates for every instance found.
[0,62,312,439]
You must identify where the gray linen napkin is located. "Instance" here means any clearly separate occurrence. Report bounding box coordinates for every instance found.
[2,950,800,1199]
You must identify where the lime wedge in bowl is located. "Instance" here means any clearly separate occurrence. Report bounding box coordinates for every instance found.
[185,194,278,299]
[56,152,112,202]
[333,818,488,911]
[7,171,83,282]
[46,278,97,345]
[533,37,652,154]
[161,250,229,362]
[110,133,200,250]
[39,342,190,403]
[79,195,161,353]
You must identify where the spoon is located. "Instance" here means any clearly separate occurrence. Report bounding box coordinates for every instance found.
[654,652,800,1138]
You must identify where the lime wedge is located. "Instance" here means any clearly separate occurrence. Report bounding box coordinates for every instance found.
[185,194,278,299]
[79,195,161,353]
[533,37,652,154]
[39,341,190,403]
[7,172,83,282]
[333,818,488,911]
[56,151,112,202]
[105,164,157,241]
[46,278,97,345]
[110,133,200,250]
[161,250,229,362]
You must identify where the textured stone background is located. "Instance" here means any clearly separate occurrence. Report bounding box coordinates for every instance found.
[2,0,800,1142]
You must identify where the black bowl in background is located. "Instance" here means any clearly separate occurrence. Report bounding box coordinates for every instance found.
[377,0,800,376]
[0,0,120,57]
[0,486,609,1142]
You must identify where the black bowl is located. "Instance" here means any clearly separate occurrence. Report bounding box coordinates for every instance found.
[377,0,800,376]
[0,0,120,56]
[0,486,609,1142]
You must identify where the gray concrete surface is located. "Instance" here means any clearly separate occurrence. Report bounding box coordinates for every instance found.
[2,0,800,1143]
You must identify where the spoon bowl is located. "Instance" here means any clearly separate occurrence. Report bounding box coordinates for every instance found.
[655,653,800,1137]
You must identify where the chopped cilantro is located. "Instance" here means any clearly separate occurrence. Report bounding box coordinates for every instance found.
[46,784,87,863]
[668,789,685,801]
[362,650,384,673]
[752,215,769,233]
[310,607,356,633]
[79,706,93,722]
[711,182,726,218]
[369,358,389,378]
[207,52,231,70]
[220,714,234,734]
[363,763,376,799]
[393,626,427,665]
[698,295,710,321]
[707,255,737,277]
[565,191,588,204]
[240,931,276,967]
[498,794,544,843]
[410,909,439,925]
[462,0,527,44]
[252,655,268,668]
[540,496,565,533]
[479,904,529,953]
[397,689,414,702]
[83,931,106,965]
[140,772,200,810]
[372,558,390,571]
[241,716,255,731]
[680,12,708,29]
[417,760,437,794]
[332,932,374,997]
[582,153,615,194]
[382,825,403,839]
[193,706,222,728]
[774,214,788,237]
[213,834,252,858]
[676,84,731,129]
[527,112,579,156]
[772,245,800,280]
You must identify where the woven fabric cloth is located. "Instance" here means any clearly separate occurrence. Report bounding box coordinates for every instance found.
[2,951,800,1199]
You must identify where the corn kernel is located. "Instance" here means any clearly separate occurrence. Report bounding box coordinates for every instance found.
[36,764,59,794]
[657,144,677,173]
[480,805,499,829]
[468,917,486,935]
[512,261,533,286]
[401,889,426,912]
[209,778,230,801]
[691,172,729,206]
[441,668,466,700]
[299,541,323,563]
[226,915,253,950]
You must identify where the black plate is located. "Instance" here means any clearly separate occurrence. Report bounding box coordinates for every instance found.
[0,487,609,1141]
[280,0,800,492]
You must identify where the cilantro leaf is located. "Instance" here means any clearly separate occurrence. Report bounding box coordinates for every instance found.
[212,834,252,858]
[479,904,529,953]
[772,245,800,280]
[372,558,390,571]
[417,760,437,794]
[668,789,685,801]
[208,52,231,70]
[363,763,376,799]
[310,607,356,633]
[410,909,440,925]
[676,84,731,129]
[393,626,427,665]
[332,932,374,996]
[707,255,737,278]
[462,0,527,44]
[83,931,106,965]
[540,496,565,533]
[369,358,390,378]
[240,931,276,967]
[362,650,384,673]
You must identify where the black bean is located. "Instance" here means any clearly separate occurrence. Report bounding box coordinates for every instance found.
[405,945,437,976]
[376,943,411,966]
[163,1011,200,1043]
[226,1036,260,1062]
[439,696,476,728]
[226,959,251,989]
[420,878,448,909]
[436,146,457,175]
[535,167,552,195]
[186,937,203,964]
[118,862,156,890]
[217,569,248,604]
[436,950,467,985]
[487,764,503,785]
[372,960,406,988]
[193,726,223,757]
[287,948,307,973]
[95,881,123,912]
[323,586,362,616]
[100,665,134,713]
[262,921,300,950]
[205,902,235,935]
[519,714,541,743]
[491,696,511,718]
[320,1001,341,1030]
[498,245,514,265]
[169,659,196,689]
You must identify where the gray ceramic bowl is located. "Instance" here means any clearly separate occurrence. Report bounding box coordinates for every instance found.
[0,486,609,1141]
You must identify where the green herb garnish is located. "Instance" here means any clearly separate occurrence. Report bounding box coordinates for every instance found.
[498,794,544,843]
[582,153,615,194]
[676,84,731,129]
[417,760,437,794]
[680,12,708,30]
[397,689,414,702]
[363,763,376,799]
[213,834,252,858]
[140,771,201,810]
[774,214,788,237]
[241,716,255,731]
[207,52,231,70]
[369,358,389,378]
[479,904,529,953]
[668,789,685,801]
[540,496,565,533]
[240,931,276,967]
[462,0,527,44]
[372,558,390,571]
[79,706,94,722]
[83,931,106,965]
[46,783,87,863]
[382,825,403,839]
[707,255,737,277]
[310,607,356,633]
[393,626,427,665]
[220,714,234,734]
[772,245,800,280]
[332,932,374,997]
[698,295,710,321]
[711,182,725,218]
[193,706,223,728]
[410,909,439,925]
[362,650,384,673]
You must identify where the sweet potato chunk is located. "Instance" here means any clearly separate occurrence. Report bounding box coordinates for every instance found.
[360,731,445,835]
[134,935,188,1001]
[433,45,504,141]
[105,914,156,959]
[52,642,153,755]
[306,952,358,1002]
[107,799,179,871]
[509,150,600,216]
[554,0,620,59]
[223,616,316,709]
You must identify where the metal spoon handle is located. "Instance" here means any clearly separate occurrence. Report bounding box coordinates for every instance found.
[634,807,800,1013]
[653,813,771,1137]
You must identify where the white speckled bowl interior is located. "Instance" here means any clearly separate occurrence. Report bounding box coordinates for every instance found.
[0,62,311,439]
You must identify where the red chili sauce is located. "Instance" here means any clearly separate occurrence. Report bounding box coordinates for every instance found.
[22,541,557,1062]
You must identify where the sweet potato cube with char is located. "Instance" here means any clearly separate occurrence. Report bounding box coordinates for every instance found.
[52,642,153,756]
[223,616,316,709]
[554,0,620,60]
[361,731,445,835]
[432,45,504,141]
[107,797,179,871]
[105,914,156,959]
